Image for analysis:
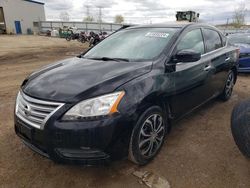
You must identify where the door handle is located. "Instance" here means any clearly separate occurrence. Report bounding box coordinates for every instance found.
[225,57,231,62]
[204,64,212,71]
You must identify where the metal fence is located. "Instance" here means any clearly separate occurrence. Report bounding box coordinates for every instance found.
[39,21,250,35]
[40,21,123,33]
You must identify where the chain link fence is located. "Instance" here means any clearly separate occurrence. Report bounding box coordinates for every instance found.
[40,21,123,33]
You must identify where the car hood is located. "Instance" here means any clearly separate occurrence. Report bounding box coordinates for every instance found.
[234,43,250,53]
[23,57,152,103]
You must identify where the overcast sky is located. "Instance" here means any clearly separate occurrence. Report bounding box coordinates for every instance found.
[41,0,250,25]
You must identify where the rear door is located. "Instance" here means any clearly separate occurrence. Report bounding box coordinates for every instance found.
[202,28,230,95]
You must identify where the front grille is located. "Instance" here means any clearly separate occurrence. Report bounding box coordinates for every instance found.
[15,92,64,130]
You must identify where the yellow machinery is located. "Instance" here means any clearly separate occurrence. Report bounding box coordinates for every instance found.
[176,11,200,22]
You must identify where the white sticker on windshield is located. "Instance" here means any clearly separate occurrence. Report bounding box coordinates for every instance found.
[145,32,169,38]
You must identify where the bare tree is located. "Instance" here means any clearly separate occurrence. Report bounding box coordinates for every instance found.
[232,3,247,28]
[60,11,70,21]
[83,16,95,22]
[114,15,124,24]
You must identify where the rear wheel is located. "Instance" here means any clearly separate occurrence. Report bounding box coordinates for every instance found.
[220,70,235,101]
[128,106,167,165]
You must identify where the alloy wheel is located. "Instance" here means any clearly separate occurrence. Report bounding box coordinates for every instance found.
[138,114,165,158]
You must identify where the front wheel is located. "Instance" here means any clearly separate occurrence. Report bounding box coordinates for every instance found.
[128,106,167,165]
[220,70,235,101]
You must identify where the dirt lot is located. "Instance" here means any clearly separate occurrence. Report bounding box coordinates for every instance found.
[0,35,250,188]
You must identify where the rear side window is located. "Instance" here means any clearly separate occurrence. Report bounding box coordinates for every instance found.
[176,29,205,54]
[203,29,222,52]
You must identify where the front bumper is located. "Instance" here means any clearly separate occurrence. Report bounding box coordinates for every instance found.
[14,113,133,165]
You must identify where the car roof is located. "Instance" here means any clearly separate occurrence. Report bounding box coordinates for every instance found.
[134,22,191,28]
[126,22,220,32]
[128,22,214,28]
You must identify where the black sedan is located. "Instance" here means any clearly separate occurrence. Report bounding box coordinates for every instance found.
[15,23,239,165]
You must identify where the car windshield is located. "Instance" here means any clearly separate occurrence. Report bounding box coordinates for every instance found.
[228,34,250,45]
[83,27,180,61]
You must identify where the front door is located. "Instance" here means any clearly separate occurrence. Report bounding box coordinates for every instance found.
[15,21,22,34]
[167,28,211,118]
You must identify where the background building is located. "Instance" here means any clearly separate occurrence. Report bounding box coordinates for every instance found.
[0,0,45,34]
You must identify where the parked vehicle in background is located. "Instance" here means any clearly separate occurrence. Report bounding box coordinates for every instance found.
[51,29,59,37]
[89,31,101,47]
[99,31,108,40]
[65,27,80,41]
[231,99,250,157]
[15,23,239,165]
[78,32,88,43]
[46,30,51,37]
[228,33,250,72]
[66,33,80,41]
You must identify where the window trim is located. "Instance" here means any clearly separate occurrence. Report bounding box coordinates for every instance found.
[201,45,227,57]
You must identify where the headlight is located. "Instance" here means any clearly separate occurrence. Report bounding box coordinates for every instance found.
[62,91,125,120]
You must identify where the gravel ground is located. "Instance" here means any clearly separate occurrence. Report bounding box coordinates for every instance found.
[0,35,250,188]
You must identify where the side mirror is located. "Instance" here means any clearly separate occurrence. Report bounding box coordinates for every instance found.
[174,49,201,63]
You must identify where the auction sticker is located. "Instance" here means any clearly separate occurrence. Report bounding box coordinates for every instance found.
[145,32,169,38]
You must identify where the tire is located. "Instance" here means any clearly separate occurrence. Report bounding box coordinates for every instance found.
[128,106,167,165]
[66,35,71,41]
[220,70,235,101]
[231,99,250,158]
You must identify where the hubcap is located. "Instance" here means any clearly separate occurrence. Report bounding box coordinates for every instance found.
[225,72,234,97]
[139,114,165,158]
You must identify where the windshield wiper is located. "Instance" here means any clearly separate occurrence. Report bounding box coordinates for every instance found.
[87,57,130,62]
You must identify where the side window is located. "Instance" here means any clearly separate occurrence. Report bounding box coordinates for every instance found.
[176,29,205,54]
[203,29,222,52]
